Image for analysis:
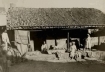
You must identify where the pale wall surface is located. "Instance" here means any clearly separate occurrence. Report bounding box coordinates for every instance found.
[0,15,6,26]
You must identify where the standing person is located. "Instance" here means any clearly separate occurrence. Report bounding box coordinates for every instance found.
[70,42,77,59]
[41,41,48,53]
[85,34,91,50]
[0,28,10,72]
[1,29,10,51]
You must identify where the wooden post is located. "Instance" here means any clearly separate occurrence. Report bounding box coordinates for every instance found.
[67,32,69,50]
[14,30,17,46]
[54,32,57,46]
[98,36,100,46]
[55,38,57,46]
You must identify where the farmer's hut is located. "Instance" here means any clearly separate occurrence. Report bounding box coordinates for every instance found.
[4,7,105,54]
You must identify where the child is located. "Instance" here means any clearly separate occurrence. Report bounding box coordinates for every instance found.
[70,42,77,59]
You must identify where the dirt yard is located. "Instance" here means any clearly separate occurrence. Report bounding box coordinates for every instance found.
[9,60,105,72]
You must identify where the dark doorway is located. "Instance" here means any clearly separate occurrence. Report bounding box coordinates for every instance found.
[30,31,46,51]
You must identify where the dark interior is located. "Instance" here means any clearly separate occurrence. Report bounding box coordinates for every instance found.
[30,29,88,51]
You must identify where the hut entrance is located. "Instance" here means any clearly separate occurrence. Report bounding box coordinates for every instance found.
[30,31,46,51]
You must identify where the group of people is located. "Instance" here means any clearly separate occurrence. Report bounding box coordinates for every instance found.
[41,33,92,60]
[68,33,92,60]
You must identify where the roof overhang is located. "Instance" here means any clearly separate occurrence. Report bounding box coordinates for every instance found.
[7,24,105,30]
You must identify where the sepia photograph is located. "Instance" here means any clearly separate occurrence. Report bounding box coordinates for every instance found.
[0,0,105,72]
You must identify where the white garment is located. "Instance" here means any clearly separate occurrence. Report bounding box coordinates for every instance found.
[1,32,10,51]
[70,45,77,57]
[85,37,91,49]
[41,44,47,51]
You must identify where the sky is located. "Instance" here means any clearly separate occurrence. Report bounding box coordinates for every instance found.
[0,0,105,13]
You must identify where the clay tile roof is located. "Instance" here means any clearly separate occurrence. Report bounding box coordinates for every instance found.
[7,8,105,29]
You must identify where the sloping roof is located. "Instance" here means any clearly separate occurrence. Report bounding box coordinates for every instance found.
[7,8,105,29]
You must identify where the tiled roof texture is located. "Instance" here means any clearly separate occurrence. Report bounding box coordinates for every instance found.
[7,8,105,29]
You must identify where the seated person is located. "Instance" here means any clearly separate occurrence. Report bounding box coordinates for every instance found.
[41,41,48,53]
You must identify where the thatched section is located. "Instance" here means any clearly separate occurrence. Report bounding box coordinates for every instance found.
[7,8,105,29]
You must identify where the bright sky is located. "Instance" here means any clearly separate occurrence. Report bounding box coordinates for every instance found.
[0,0,105,13]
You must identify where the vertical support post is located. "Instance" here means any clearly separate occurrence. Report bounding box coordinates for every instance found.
[67,32,69,50]
[14,30,17,46]
[55,38,57,46]
[54,31,57,46]
[28,31,31,51]
[98,36,100,46]
[53,29,57,46]
[28,31,30,44]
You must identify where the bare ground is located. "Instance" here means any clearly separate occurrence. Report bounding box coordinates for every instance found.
[9,60,105,72]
